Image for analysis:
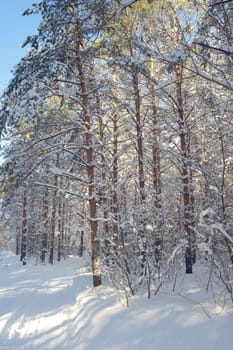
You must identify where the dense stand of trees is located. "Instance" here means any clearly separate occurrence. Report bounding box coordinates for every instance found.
[0,0,233,299]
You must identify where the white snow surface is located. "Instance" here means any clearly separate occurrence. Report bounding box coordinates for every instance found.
[0,252,233,350]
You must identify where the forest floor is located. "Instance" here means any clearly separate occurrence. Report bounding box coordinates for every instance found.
[0,251,233,350]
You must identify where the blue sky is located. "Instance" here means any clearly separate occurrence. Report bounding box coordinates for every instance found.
[0,1,40,94]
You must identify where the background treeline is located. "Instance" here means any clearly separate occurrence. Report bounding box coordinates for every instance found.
[0,0,233,300]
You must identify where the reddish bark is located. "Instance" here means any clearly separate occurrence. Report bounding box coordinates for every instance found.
[76,18,101,287]
[173,13,193,273]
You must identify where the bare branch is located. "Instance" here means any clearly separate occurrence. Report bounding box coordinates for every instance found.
[194,41,233,57]
[209,0,233,6]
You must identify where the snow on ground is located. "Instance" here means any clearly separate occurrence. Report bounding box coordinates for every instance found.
[0,251,233,350]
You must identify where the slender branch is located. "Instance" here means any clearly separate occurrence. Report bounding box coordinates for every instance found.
[177,293,212,319]
[117,0,139,13]
[194,41,233,57]
[209,0,233,6]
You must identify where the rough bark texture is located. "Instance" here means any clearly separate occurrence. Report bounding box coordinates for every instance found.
[112,110,119,239]
[57,188,63,262]
[20,190,27,265]
[49,155,59,265]
[173,13,193,273]
[176,64,193,274]
[150,87,163,266]
[16,226,20,256]
[76,18,101,287]
[41,187,49,263]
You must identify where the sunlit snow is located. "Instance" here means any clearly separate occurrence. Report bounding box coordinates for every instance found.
[0,252,233,350]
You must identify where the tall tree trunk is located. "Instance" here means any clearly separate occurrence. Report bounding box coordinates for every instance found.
[97,95,111,263]
[131,67,145,202]
[126,11,145,202]
[219,132,233,263]
[61,200,66,257]
[149,60,162,215]
[76,18,101,287]
[173,13,193,273]
[112,108,119,241]
[79,230,84,257]
[112,70,120,246]
[16,225,20,256]
[28,199,36,256]
[176,64,193,274]
[49,154,59,265]
[41,187,49,263]
[128,30,146,273]
[147,16,163,271]
[20,190,27,265]
[150,84,163,268]
[57,186,63,262]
